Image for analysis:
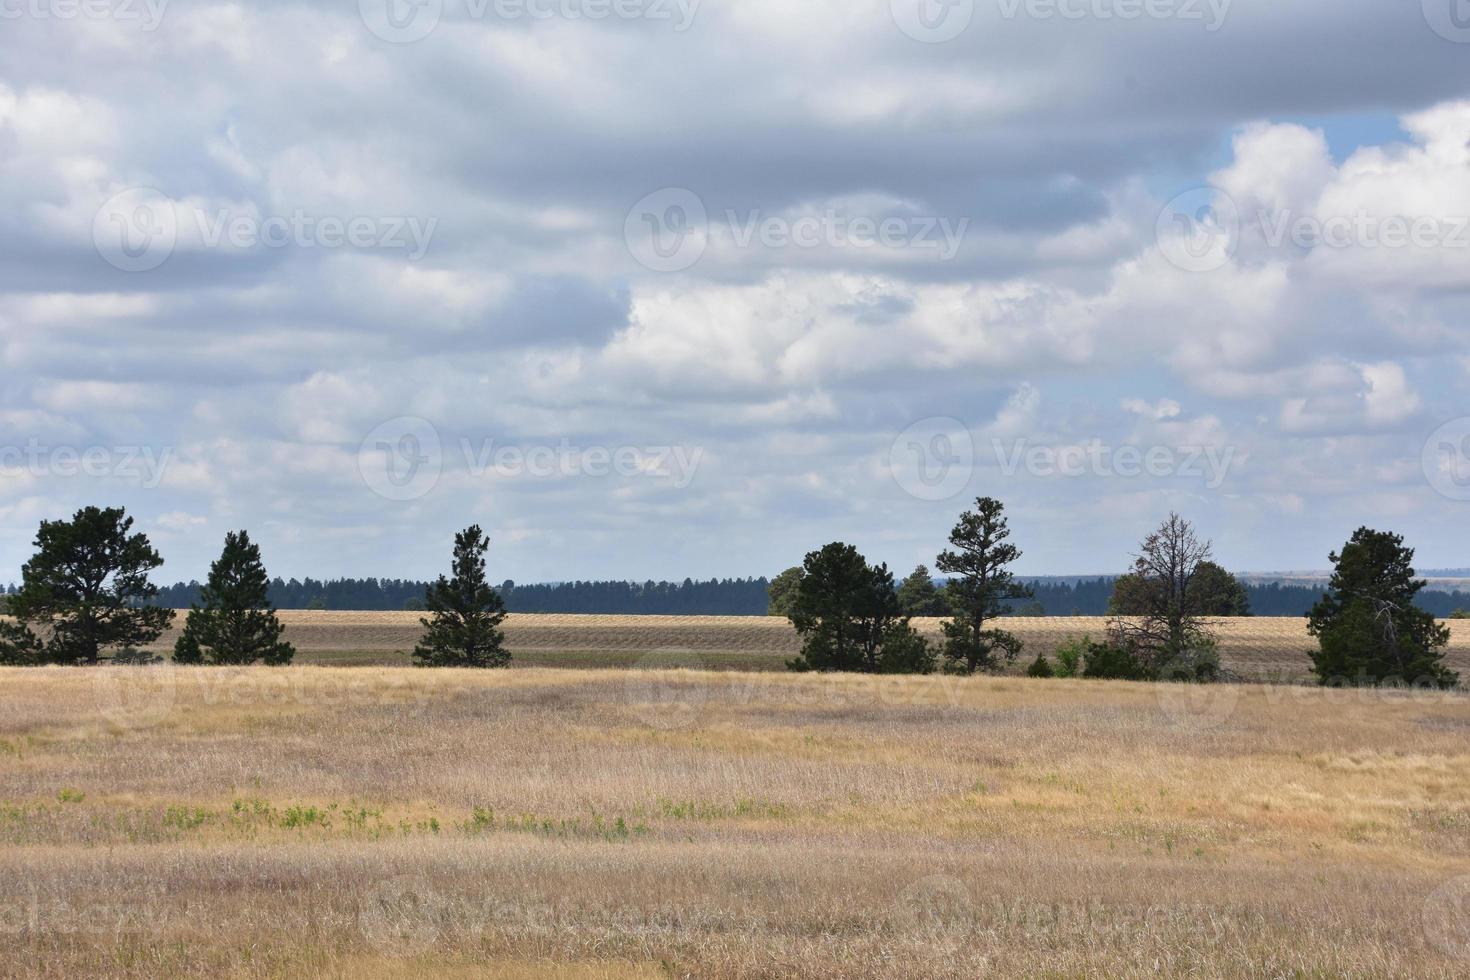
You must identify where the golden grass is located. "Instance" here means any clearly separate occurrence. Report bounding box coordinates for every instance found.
[1,665,1469,977]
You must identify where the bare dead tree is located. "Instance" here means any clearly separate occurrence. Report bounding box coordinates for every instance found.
[1109,513,1220,677]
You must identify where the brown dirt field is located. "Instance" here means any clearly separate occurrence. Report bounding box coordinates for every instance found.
[144,612,1470,680]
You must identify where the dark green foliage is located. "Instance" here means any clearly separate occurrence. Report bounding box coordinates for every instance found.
[413,526,510,669]
[785,543,929,674]
[767,567,804,617]
[1307,528,1457,688]
[9,507,173,665]
[172,531,294,666]
[0,620,45,666]
[1052,636,1087,678]
[1026,653,1055,678]
[896,565,949,617]
[876,622,937,675]
[113,646,162,666]
[1079,641,1151,681]
[936,497,1032,674]
[1452,609,1469,620]
[1109,561,1250,617]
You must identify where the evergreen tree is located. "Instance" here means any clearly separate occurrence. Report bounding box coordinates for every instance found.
[936,498,1032,674]
[785,542,930,673]
[173,531,294,666]
[9,507,173,665]
[1308,528,1457,688]
[0,620,45,666]
[897,564,949,617]
[414,525,510,668]
[767,566,804,617]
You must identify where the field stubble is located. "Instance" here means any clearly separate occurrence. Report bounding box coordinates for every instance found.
[1,664,1469,977]
[141,612,1470,679]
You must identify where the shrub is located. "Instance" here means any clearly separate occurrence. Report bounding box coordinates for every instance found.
[877,623,937,675]
[1026,653,1055,678]
[1080,641,1151,681]
[1157,638,1222,683]
[1052,636,1088,678]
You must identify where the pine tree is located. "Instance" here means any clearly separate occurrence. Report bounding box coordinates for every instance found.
[897,564,949,617]
[1308,527,1456,688]
[413,525,510,668]
[9,506,173,665]
[936,498,1032,674]
[173,530,294,666]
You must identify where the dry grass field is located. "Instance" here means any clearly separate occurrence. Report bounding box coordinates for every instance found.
[141,611,1470,680]
[2,665,1469,977]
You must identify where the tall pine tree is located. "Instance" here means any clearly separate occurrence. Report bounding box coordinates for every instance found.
[936,497,1032,674]
[173,530,295,665]
[414,525,510,668]
[1308,527,1456,688]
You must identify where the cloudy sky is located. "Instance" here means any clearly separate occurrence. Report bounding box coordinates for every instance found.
[2,0,1469,584]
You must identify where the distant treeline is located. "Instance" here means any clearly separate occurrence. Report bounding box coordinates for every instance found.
[138,577,775,615]
[5,574,1464,618]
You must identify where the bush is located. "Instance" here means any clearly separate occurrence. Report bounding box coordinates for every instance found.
[1080,641,1151,681]
[1026,653,1054,678]
[1157,638,1222,683]
[877,623,937,675]
[112,647,162,666]
[1052,636,1088,678]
